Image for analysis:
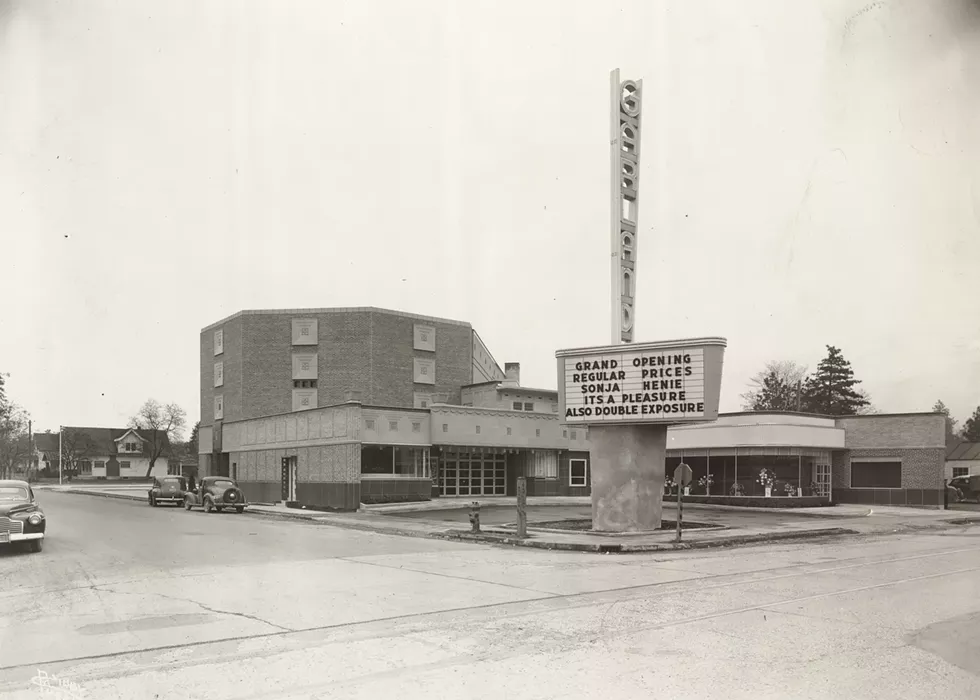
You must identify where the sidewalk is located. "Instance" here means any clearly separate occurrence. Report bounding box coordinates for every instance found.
[44,484,980,553]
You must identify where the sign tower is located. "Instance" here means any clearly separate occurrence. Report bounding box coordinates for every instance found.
[554,70,728,533]
[610,68,642,345]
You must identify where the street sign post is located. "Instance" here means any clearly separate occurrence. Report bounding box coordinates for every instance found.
[674,462,692,541]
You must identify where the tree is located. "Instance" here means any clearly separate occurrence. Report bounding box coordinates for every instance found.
[932,400,959,445]
[854,389,879,415]
[740,361,808,411]
[962,405,980,442]
[185,421,199,460]
[800,345,870,416]
[130,399,187,478]
[0,373,30,480]
[60,428,97,480]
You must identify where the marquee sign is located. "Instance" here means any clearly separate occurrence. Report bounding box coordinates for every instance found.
[557,338,726,426]
[611,69,643,344]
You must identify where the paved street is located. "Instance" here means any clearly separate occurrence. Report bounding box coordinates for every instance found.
[1,492,979,699]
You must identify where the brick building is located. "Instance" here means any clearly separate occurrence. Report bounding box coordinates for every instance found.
[198,307,947,510]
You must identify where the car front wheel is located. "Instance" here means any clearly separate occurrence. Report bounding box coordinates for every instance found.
[149,495,156,507]
[184,498,193,510]
[235,506,244,514]
[28,539,43,553]
[204,498,214,513]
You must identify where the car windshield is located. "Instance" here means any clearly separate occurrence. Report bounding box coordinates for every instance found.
[161,478,183,486]
[212,480,234,488]
[0,486,29,501]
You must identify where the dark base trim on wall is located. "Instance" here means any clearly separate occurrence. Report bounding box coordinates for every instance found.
[361,478,431,505]
[524,478,590,498]
[296,482,360,511]
[833,488,942,507]
[237,481,281,505]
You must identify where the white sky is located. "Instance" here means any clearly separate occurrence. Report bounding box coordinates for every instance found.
[1,0,978,435]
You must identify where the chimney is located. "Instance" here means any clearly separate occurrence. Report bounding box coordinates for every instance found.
[502,362,521,388]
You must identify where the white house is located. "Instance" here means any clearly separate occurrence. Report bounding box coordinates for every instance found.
[34,426,176,479]
[947,441,980,481]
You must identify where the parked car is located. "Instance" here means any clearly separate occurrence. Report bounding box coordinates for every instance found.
[183,476,247,513]
[949,475,979,502]
[148,476,187,507]
[0,480,46,553]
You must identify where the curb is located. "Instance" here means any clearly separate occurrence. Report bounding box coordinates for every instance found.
[441,527,862,552]
[58,489,146,503]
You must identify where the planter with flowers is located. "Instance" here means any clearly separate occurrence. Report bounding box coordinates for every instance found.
[783,482,797,497]
[757,469,775,497]
[663,477,675,496]
[699,473,715,496]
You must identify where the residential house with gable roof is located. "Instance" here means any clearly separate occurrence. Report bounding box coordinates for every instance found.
[947,441,980,481]
[33,427,176,479]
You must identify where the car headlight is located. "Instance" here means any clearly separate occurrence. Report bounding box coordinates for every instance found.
[11,509,42,521]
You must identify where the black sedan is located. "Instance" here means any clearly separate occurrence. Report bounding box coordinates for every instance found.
[148,476,187,507]
[0,480,46,553]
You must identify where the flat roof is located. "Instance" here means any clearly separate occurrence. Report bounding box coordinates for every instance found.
[719,410,945,420]
[461,381,558,397]
[201,306,472,333]
[496,386,558,396]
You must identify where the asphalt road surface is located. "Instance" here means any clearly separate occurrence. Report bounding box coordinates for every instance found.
[1,492,979,699]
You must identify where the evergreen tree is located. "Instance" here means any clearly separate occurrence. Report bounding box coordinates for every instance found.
[800,345,870,415]
[188,421,200,457]
[962,405,980,442]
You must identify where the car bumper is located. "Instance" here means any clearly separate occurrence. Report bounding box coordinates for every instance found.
[2,532,43,542]
[154,497,184,504]
[217,502,247,508]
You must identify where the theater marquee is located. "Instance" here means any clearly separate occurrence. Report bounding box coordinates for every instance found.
[556,338,726,426]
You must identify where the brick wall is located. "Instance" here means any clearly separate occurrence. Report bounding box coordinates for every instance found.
[205,309,476,425]
[832,447,946,507]
[837,414,945,449]
[316,310,376,407]
[369,311,472,407]
[201,315,243,430]
[241,314,296,420]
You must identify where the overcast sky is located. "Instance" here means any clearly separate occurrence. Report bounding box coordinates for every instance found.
[2,0,978,436]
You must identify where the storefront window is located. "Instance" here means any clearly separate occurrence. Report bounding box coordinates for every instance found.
[361,446,430,478]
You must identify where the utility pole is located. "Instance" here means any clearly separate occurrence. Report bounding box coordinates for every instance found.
[58,426,63,486]
[27,420,32,482]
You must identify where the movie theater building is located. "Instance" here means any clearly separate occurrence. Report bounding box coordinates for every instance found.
[199,307,947,510]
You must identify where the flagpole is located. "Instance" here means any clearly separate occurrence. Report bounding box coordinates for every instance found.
[59,426,63,485]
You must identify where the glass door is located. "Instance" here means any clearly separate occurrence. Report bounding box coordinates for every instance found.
[816,463,831,498]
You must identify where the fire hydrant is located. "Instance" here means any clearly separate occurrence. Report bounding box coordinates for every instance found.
[468,501,481,533]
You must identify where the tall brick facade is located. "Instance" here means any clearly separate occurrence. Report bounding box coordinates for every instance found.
[201,307,476,428]
[199,308,487,510]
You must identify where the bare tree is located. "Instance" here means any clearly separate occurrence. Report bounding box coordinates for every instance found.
[740,361,809,411]
[130,399,187,478]
[0,372,30,480]
[855,389,879,415]
[60,428,96,480]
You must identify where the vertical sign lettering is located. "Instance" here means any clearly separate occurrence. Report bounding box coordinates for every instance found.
[610,69,642,344]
